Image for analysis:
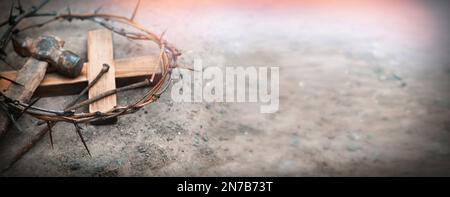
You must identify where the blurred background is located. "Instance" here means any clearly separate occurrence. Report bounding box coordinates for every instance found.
[0,0,449,176]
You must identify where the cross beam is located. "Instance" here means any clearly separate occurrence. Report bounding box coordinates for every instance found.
[0,55,160,97]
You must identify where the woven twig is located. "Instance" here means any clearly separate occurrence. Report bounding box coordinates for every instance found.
[0,0,183,172]
[0,0,181,124]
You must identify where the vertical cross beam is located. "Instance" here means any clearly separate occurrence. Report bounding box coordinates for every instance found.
[87,29,117,124]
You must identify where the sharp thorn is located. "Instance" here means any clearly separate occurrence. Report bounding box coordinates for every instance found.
[47,121,54,149]
[16,96,40,119]
[8,1,15,25]
[130,0,141,21]
[7,112,23,132]
[67,5,72,22]
[73,123,91,157]
[17,0,24,14]
[94,6,103,14]
[160,28,168,40]
[0,102,22,132]
[0,75,23,87]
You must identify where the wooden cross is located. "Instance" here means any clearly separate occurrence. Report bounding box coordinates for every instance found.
[87,29,117,124]
[0,29,160,124]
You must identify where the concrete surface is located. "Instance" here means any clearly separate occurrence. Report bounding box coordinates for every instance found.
[0,0,449,176]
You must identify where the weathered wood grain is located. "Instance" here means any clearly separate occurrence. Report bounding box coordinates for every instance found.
[87,29,117,124]
[0,58,48,137]
[0,56,160,97]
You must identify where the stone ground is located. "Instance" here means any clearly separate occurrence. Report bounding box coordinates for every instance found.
[0,0,449,176]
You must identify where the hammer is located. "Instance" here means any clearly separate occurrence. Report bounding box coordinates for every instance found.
[0,35,83,137]
[12,35,83,78]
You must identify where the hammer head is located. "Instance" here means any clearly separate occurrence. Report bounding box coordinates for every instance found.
[58,50,83,78]
[12,35,83,78]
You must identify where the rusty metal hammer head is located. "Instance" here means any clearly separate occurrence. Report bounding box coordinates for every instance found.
[12,35,83,78]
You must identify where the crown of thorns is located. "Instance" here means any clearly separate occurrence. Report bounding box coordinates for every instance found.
[0,0,181,159]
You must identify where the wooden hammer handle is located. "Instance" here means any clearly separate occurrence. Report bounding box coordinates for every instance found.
[0,58,48,137]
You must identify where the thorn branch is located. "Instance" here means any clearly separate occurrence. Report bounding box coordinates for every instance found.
[130,0,141,21]
[73,122,91,157]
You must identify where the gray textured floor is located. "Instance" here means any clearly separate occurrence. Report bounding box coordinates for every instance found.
[0,0,449,176]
